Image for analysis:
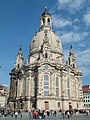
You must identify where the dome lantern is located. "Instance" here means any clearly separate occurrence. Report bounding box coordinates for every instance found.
[40,7,52,31]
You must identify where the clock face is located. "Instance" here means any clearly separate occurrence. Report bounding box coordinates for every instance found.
[44,64,48,69]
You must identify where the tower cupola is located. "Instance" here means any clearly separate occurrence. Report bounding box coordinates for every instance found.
[40,7,52,31]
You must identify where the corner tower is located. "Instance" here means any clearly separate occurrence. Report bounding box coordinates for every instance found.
[68,45,77,69]
[15,45,24,69]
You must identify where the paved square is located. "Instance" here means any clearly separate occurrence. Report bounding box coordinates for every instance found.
[0,112,90,120]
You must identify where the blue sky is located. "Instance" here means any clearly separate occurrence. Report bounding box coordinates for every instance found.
[0,0,90,86]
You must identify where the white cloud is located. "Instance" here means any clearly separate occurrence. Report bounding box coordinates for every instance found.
[73,25,80,31]
[51,0,90,80]
[83,9,90,26]
[75,49,90,77]
[63,49,69,61]
[60,31,88,43]
[74,18,80,22]
[57,0,87,11]
[76,49,90,65]
[63,48,90,77]
[53,15,72,28]
[79,43,86,47]
[80,66,90,77]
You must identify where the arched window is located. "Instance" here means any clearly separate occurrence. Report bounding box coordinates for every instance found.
[57,102,60,108]
[23,79,26,96]
[56,77,59,97]
[77,103,79,108]
[56,77,59,86]
[47,18,50,25]
[44,75,49,96]
[75,81,77,96]
[67,79,70,98]
[42,18,45,25]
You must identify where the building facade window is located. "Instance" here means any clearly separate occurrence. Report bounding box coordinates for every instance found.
[44,75,49,96]
[45,53,48,58]
[67,79,70,98]
[77,103,79,108]
[56,77,59,97]
[47,18,50,25]
[57,102,60,108]
[42,18,45,25]
[75,81,77,96]
[23,79,26,96]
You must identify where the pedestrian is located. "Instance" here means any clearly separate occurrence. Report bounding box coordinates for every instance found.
[54,110,57,117]
[20,112,22,119]
[86,110,89,116]
[43,111,46,118]
[38,110,42,119]
[35,111,38,119]
[15,111,18,119]
[67,111,70,119]
[47,111,50,116]
[62,110,65,119]
[28,109,31,119]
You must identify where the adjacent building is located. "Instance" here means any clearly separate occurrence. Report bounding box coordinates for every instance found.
[0,84,9,109]
[8,8,83,111]
[82,85,90,108]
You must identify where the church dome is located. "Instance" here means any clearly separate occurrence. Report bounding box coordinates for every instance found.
[30,30,62,55]
[30,8,62,56]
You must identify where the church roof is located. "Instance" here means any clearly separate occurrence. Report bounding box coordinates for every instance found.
[30,30,62,55]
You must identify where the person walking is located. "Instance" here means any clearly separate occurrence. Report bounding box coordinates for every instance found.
[20,112,22,119]
[62,110,65,119]
[28,109,31,119]
[15,111,18,119]
[67,111,70,119]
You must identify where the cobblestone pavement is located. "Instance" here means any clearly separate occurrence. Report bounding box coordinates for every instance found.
[0,112,90,120]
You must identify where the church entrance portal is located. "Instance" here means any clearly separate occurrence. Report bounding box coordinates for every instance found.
[44,101,49,110]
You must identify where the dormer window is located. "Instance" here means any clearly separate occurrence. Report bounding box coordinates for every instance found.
[45,53,48,58]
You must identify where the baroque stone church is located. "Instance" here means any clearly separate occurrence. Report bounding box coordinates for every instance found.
[8,8,83,111]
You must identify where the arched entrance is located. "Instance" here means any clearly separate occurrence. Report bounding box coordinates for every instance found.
[44,101,49,110]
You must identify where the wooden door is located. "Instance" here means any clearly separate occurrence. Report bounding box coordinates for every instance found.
[44,101,49,110]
